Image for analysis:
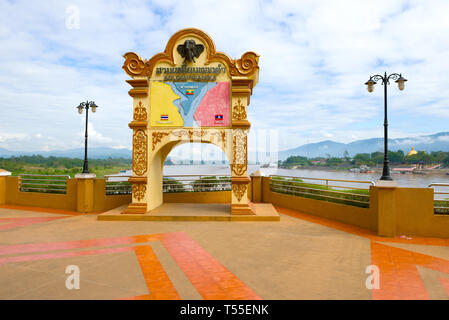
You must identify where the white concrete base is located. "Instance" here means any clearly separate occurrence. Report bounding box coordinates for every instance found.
[0,170,11,176]
[75,173,96,179]
[250,170,265,177]
[375,180,398,188]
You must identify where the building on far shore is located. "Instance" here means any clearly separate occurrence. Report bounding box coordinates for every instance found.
[406,147,418,157]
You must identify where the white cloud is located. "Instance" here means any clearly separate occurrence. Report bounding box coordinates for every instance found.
[0,133,29,142]
[112,145,131,150]
[438,136,449,142]
[0,0,448,154]
[79,122,114,145]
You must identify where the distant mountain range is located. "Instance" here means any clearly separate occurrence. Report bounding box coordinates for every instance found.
[278,132,449,160]
[0,147,132,159]
[2,132,449,161]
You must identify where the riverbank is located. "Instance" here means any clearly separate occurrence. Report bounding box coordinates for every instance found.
[279,165,449,175]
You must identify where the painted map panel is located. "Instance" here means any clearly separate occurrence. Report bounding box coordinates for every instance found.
[150,81,230,127]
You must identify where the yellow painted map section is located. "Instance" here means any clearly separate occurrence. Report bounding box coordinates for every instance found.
[150,82,184,127]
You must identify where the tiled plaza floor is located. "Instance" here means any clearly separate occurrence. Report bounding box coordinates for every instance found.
[0,204,448,300]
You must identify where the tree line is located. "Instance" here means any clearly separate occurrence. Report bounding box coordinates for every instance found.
[281,150,449,168]
[0,155,132,177]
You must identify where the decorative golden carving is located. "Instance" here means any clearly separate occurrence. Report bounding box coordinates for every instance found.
[209,130,227,147]
[133,130,147,176]
[171,129,205,141]
[122,28,259,78]
[232,164,246,176]
[230,52,260,77]
[152,131,170,151]
[232,183,247,202]
[122,52,149,76]
[132,184,146,201]
[232,130,247,176]
[133,101,147,121]
[232,99,247,121]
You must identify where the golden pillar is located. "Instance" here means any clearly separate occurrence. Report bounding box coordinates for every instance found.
[230,79,254,215]
[123,79,149,214]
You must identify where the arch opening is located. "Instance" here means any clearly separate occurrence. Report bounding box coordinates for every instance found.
[149,140,232,211]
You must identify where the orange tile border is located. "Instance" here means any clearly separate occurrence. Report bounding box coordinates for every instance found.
[370,241,449,300]
[276,205,449,300]
[134,245,180,300]
[275,205,449,246]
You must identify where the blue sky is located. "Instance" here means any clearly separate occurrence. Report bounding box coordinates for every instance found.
[1,0,449,154]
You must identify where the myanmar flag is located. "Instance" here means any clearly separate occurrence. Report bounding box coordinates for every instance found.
[186,89,194,95]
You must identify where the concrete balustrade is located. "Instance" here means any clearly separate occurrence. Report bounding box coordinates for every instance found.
[1,175,131,213]
[259,176,449,238]
[1,173,448,237]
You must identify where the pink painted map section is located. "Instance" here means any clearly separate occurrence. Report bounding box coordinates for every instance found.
[193,82,230,127]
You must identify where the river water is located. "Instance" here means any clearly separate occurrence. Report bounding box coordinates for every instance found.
[115,164,449,189]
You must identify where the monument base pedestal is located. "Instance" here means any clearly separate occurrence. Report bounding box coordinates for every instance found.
[231,203,256,215]
[122,203,147,214]
[100,203,279,221]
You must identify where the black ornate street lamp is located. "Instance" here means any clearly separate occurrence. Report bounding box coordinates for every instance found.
[77,100,98,174]
[365,72,407,181]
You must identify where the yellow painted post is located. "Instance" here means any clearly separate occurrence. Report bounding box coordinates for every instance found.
[250,170,264,203]
[375,182,398,237]
[75,173,96,213]
[0,170,11,204]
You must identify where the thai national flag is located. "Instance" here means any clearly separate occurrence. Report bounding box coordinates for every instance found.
[160,115,168,121]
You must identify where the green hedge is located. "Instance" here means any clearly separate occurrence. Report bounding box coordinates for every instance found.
[163,177,186,193]
[434,200,449,215]
[270,176,370,208]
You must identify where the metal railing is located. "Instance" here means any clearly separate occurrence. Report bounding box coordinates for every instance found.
[163,175,231,193]
[105,174,232,195]
[428,183,449,215]
[270,175,374,208]
[105,181,132,195]
[19,174,70,194]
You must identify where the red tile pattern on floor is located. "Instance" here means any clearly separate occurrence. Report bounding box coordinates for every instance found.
[0,235,138,255]
[120,294,151,300]
[0,204,103,215]
[0,216,67,231]
[276,205,449,300]
[160,232,262,300]
[0,232,260,300]
[440,277,449,296]
[0,246,136,267]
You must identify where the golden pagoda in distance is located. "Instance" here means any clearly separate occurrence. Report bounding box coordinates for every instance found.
[406,147,418,157]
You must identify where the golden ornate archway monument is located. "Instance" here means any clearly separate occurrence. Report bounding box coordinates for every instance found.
[122,28,259,215]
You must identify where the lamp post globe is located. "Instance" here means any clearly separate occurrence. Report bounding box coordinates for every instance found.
[76,100,99,174]
[365,72,407,182]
